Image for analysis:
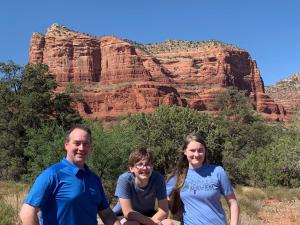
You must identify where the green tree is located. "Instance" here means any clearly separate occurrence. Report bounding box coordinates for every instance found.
[214,87,256,123]
[126,105,226,174]
[0,61,82,180]
[86,119,141,199]
[0,60,22,92]
[0,62,24,180]
[240,134,300,187]
[23,124,66,182]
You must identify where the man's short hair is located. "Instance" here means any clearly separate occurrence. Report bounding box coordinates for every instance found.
[65,124,92,142]
[128,147,154,167]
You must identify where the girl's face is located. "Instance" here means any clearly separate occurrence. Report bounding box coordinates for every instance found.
[184,140,206,169]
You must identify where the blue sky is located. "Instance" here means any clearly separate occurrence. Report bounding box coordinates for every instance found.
[1,0,299,85]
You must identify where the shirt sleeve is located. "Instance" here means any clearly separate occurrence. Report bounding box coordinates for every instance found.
[166,175,177,196]
[24,168,56,209]
[97,177,110,211]
[155,173,167,200]
[114,173,131,199]
[217,166,234,196]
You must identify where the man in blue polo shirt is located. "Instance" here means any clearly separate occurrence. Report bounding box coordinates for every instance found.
[19,124,121,225]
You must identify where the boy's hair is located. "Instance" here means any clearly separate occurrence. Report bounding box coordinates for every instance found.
[128,147,154,167]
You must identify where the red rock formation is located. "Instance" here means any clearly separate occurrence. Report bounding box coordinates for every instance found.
[77,83,183,120]
[30,24,101,84]
[29,24,288,121]
[266,72,300,118]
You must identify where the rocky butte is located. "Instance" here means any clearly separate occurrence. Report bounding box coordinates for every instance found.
[266,72,300,116]
[29,24,288,121]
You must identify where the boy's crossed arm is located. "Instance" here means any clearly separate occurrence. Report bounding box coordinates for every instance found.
[119,198,169,225]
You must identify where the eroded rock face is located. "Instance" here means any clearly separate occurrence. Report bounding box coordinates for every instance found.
[30,24,101,84]
[29,24,288,121]
[77,83,183,120]
[266,72,300,116]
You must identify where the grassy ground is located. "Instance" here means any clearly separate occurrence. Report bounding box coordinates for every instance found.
[222,185,300,225]
[0,181,28,225]
[1,182,299,225]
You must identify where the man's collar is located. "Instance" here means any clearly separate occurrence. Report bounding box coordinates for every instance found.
[62,158,91,175]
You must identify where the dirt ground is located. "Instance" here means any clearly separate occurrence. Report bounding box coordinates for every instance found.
[257,199,300,225]
[98,200,300,225]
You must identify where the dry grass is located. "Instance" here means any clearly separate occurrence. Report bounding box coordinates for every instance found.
[263,186,300,201]
[221,185,300,225]
[0,181,28,225]
[1,182,300,225]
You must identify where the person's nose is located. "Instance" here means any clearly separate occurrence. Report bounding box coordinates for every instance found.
[78,143,84,151]
[194,151,200,156]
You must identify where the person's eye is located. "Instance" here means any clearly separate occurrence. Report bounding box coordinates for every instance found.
[73,142,82,146]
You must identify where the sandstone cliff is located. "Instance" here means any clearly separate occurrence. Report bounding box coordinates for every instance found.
[29,24,287,121]
[266,72,300,115]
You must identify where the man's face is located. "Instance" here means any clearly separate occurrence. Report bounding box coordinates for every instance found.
[64,128,91,169]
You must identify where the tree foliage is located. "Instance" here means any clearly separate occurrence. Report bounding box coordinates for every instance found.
[23,124,66,182]
[0,61,82,180]
[126,106,225,174]
[1,61,299,190]
[240,134,300,187]
[214,87,257,123]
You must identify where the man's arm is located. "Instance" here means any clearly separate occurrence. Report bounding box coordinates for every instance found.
[19,204,39,225]
[98,207,121,225]
[151,198,168,223]
[119,198,158,225]
[225,194,239,225]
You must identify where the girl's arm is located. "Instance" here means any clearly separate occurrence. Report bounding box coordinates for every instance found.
[225,194,239,225]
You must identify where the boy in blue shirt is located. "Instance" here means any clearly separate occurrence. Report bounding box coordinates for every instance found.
[113,148,173,225]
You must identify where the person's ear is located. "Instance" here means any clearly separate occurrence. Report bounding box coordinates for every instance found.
[64,140,69,149]
[129,166,135,173]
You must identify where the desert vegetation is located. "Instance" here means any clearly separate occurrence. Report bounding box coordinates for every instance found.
[0,61,299,224]
[125,39,240,54]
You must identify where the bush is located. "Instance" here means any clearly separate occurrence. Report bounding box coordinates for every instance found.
[86,119,141,199]
[126,105,226,174]
[221,120,278,184]
[239,135,300,187]
[23,123,66,182]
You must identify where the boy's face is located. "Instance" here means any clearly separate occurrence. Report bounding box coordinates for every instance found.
[130,158,153,184]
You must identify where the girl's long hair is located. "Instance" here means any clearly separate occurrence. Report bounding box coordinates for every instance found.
[168,133,208,215]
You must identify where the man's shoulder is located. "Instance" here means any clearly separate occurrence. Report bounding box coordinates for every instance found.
[47,160,67,171]
[41,160,71,177]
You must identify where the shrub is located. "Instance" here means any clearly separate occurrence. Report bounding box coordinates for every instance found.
[23,123,66,182]
[239,135,300,187]
[126,105,225,174]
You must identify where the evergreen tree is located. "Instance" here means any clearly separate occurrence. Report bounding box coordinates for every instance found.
[0,61,82,180]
